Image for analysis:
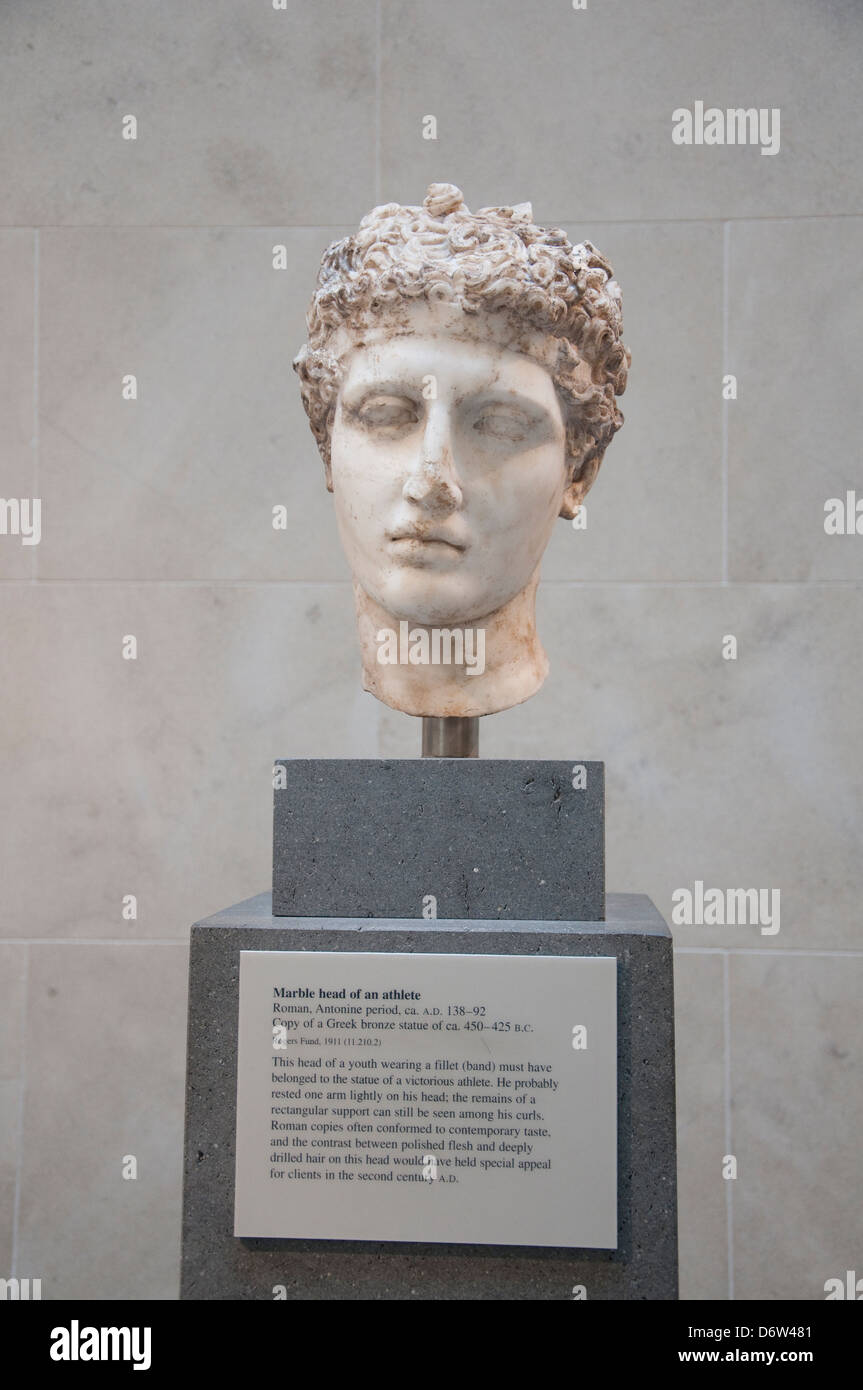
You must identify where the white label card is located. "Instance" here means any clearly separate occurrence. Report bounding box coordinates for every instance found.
[234,950,617,1248]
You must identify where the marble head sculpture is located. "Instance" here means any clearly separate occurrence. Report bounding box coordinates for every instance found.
[294,184,629,719]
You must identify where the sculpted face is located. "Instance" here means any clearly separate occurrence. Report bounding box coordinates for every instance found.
[329,307,568,627]
[294,183,629,717]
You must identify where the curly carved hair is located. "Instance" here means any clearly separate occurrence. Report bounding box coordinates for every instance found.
[293,184,629,513]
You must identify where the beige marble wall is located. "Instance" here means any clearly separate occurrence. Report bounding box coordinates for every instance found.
[1,0,860,1301]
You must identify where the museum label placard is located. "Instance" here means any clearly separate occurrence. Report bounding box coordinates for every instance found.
[234,950,617,1248]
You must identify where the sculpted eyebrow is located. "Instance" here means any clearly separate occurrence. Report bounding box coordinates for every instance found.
[463,389,550,417]
[343,381,421,405]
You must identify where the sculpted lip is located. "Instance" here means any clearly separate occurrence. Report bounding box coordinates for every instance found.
[388,529,467,551]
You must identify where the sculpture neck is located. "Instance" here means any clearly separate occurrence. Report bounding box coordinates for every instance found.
[353,574,548,718]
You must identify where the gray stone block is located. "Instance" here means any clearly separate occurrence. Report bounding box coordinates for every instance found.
[180,891,677,1300]
[272,759,605,922]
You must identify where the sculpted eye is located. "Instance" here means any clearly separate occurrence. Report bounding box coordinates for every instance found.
[472,405,535,442]
[355,395,419,430]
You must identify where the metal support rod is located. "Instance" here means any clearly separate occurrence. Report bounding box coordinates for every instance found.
[422,716,479,758]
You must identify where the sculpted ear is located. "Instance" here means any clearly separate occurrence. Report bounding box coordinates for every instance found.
[559,454,601,519]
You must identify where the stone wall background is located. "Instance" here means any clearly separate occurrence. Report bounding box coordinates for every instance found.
[1,0,861,1299]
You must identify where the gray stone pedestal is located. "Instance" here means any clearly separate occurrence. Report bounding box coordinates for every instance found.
[272,759,605,921]
[180,892,678,1300]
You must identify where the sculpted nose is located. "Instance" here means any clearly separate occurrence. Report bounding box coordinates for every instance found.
[402,408,463,511]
